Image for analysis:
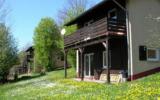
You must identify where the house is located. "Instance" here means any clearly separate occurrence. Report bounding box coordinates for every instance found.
[24,46,34,73]
[25,46,64,72]
[63,0,160,82]
[7,46,34,80]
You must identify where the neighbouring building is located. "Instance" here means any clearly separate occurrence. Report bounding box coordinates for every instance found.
[63,0,160,83]
[25,46,64,72]
[24,46,34,73]
[7,46,34,80]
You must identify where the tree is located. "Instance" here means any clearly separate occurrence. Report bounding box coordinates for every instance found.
[0,23,18,82]
[33,17,62,72]
[58,0,88,25]
[0,0,10,23]
[58,0,90,68]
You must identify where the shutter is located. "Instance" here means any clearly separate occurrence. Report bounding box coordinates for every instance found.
[139,46,147,61]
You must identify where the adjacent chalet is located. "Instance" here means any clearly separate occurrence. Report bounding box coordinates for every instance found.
[24,46,34,73]
[63,0,160,82]
[25,46,64,72]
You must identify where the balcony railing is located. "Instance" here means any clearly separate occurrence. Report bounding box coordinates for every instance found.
[64,17,126,47]
[107,19,126,33]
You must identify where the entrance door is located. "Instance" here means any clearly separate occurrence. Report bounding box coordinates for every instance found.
[84,53,94,77]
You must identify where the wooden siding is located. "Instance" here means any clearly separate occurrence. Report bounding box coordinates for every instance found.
[64,17,126,48]
[78,37,128,79]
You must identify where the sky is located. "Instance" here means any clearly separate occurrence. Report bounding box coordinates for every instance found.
[5,0,102,51]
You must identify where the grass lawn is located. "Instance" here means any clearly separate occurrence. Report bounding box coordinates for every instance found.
[0,68,160,100]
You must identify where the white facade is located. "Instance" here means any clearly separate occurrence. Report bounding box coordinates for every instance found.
[127,0,160,79]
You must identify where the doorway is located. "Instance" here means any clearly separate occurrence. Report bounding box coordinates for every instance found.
[84,53,94,77]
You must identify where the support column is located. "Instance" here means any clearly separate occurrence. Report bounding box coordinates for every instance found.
[106,37,111,83]
[79,48,84,81]
[64,50,68,78]
[103,38,111,83]
[76,50,80,78]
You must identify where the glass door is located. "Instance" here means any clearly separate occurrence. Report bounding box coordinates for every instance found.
[84,53,94,77]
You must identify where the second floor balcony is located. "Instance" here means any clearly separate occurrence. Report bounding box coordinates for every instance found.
[64,17,126,48]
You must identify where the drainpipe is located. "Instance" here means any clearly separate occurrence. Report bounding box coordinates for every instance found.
[111,0,133,81]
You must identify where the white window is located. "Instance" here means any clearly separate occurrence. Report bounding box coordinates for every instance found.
[103,51,108,69]
[147,48,159,61]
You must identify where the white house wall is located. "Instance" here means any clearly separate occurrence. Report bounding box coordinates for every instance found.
[127,0,160,77]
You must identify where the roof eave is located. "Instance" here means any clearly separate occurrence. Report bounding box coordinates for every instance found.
[64,0,110,26]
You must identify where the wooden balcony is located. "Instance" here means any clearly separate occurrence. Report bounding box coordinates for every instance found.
[64,17,126,48]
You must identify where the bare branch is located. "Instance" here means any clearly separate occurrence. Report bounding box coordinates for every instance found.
[0,0,10,23]
[57,0,89,26]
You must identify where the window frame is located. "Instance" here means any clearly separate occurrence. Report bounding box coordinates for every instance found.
[108,8,117,19]
[84,53,94,77]
[84,20,94,26]
[147,48,159,61]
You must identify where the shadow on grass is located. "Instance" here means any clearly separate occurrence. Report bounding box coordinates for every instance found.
[8,74,45,83]
[48,66,71,72]
[1,68,73,84]
[52,67,64,71]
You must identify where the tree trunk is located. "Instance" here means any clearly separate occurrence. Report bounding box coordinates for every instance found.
[2,74,8,83]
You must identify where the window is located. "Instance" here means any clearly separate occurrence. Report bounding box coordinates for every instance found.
[84,20,94,26]
[103,51,108,69]
[139,46,147,61]
[108,9,117,19]
[147,48,159,61]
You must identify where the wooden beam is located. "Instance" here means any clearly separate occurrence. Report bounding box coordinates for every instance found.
[65,35,127,50]
[65,36,107,50]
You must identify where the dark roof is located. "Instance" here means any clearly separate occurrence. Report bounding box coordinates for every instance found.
[25,46,34,52]
[65,0,110,26]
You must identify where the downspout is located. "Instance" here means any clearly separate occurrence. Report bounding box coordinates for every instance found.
[111,0,133,81]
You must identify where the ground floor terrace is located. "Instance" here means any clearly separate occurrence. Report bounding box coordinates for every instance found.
[64,36,128,83]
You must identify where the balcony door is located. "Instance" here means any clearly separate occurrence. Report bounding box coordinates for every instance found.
[108,9,117,20]
[84,53,94,77]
